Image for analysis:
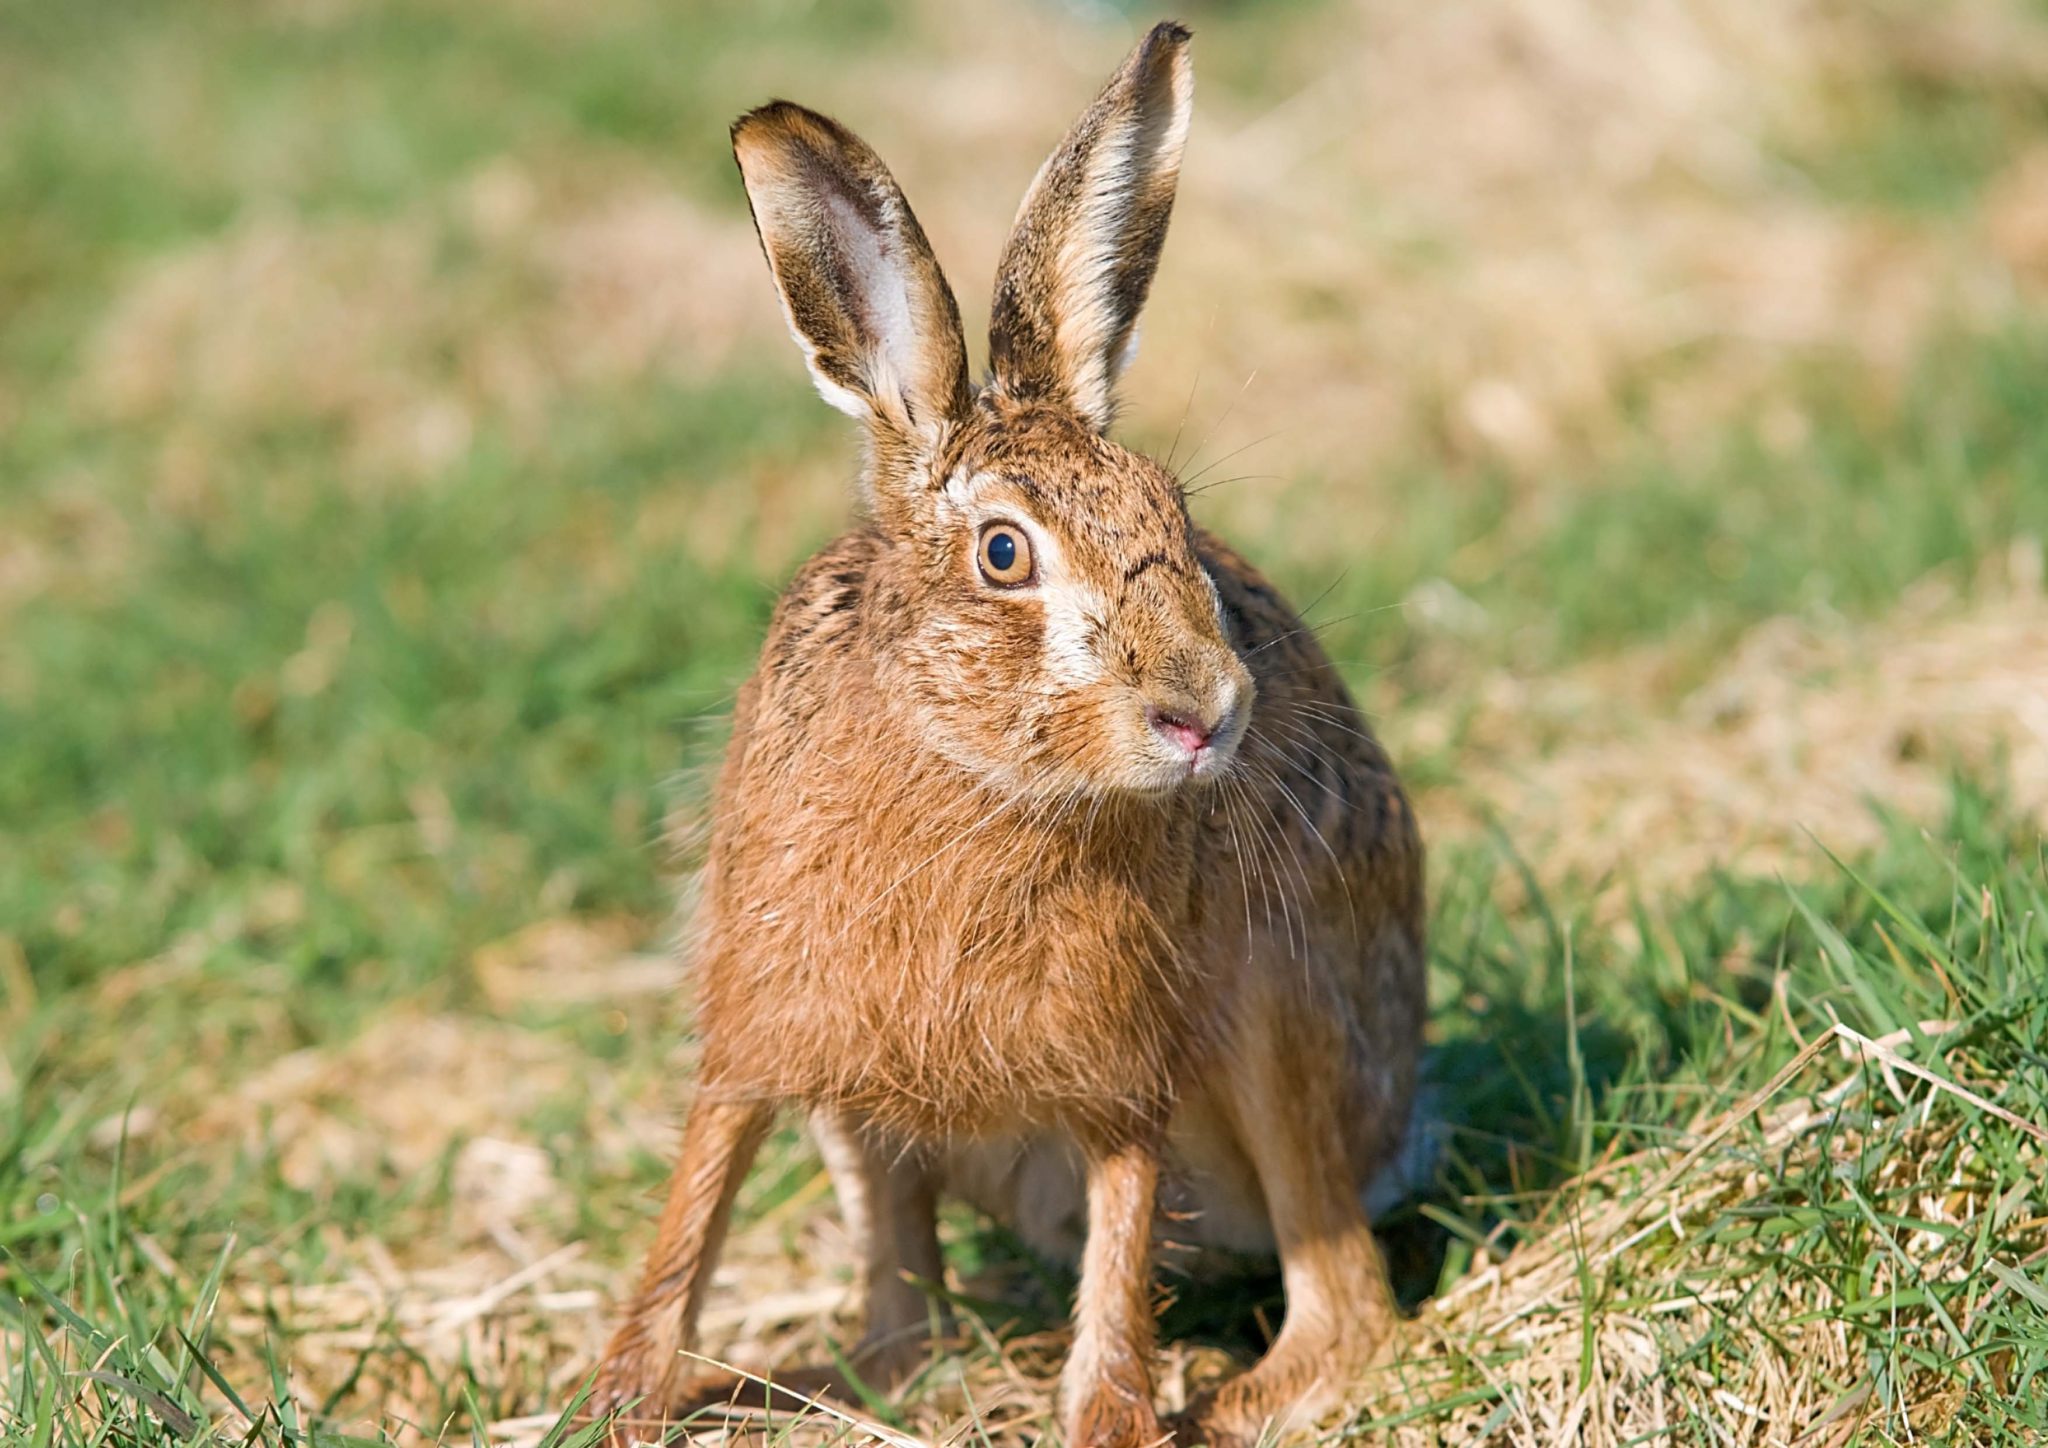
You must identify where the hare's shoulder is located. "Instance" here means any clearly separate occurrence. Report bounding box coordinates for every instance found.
[720,528,888,803]
[1194,529,1359,715]
[757,527,886,681]
[1194,530,1301,662]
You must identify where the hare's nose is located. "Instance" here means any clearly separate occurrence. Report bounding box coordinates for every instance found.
[1147,705,1215,757]
[1146,664,1249,766]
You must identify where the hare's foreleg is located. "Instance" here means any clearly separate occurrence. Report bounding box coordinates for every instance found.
[1062,1127,1169,1448]
[813,1112,946,1387]
[592,1095,774,1427]
[1177,991,1400,1448]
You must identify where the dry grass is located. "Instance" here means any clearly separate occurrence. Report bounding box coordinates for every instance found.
[1408,543,2048,891]
[131,987,2043,1446]
[82,177,766,489]
[1359,1022,2047,1444]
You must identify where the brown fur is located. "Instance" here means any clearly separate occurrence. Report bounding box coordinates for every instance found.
[593,22,1424,1448]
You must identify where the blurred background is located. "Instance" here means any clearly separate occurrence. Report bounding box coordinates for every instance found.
[4,0,2048,1443]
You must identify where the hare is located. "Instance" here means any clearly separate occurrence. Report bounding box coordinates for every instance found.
[592,20,1425,1448]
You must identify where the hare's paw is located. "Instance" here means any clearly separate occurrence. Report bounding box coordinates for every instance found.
[1070,1387,1171,1448]
[580,1372,721,1446]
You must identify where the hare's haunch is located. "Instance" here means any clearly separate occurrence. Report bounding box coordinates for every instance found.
[593,22,1425,1448]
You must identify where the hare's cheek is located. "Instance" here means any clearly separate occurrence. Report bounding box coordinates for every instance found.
[1038,581,1107,689]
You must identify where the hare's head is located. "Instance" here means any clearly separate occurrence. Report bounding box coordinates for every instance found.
[733,22,1251,800]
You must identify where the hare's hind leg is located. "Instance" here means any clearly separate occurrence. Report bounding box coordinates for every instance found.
[1174,970,1403,1448]
[813,1112,947,1388]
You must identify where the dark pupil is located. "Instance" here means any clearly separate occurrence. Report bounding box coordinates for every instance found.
[986,531,1017,572]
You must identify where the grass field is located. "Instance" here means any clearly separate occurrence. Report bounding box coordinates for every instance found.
[4,0,2048,1443]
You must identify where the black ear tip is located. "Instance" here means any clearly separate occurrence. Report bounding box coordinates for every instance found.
[1144,19,1193,50]
[730,101,781,148]
[731,99,805,145]
[731,101,875,182]
[1128,19,1192,82]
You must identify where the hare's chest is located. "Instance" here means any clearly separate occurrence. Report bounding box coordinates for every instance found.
[698,850,1200,1139]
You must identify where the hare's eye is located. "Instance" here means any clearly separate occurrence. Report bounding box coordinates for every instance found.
[976,524,1035,587]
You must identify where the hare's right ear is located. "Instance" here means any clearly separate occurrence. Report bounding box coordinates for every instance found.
[988,22,1193,432]
[733,102,971,448]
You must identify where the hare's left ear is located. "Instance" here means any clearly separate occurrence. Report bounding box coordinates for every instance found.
[988,21,1193,432]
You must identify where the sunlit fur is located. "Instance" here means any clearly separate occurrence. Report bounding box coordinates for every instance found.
[595,22,1426,1448]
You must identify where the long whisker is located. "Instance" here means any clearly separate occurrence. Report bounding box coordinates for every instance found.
[1226,772,1305,960]
[1241,764,1317,961]
[1181,429,1283,490]
[1218,778,1255,957]
[1175,368,1259,485]
[1284,699,1380,746]
[1243,611,1361,659]
[1180,471,1281,499]
[1261,714,1355,777]
[1163,321,1213,474]
[1245,751,1358,941]
[1220,775,1277,953]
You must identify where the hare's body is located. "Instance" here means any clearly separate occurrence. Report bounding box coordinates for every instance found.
[595,25,1424,1448]
[698,533,1208,1142]
[933,524,1426,1260]
[697,502,1422,1149]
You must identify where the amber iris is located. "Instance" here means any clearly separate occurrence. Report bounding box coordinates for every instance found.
[977,525,1034,586]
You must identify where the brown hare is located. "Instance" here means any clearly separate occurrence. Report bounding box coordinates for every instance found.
[592,20,1426,1448]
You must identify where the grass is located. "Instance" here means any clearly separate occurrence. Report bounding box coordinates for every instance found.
[3,0,2047,1443]
[1211,322,2048,686]
[1375,785,2048,1439]
[4,785,2043,1444]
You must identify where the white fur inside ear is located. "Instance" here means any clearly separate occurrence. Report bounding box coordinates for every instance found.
[774,188,926,427]
[825,188,922,426]
[793,337,872,420]
[1115,323,1142,378]
[1049,53,1192,428]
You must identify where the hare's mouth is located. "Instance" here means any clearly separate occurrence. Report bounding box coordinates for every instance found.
[1146,703,1242,776]
[1115,698,1245,795]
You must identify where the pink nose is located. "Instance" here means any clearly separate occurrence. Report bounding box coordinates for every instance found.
[1147,706,1214,757]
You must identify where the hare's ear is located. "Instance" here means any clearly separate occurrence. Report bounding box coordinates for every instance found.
[988,21,1192,432]
[733,102,971,445]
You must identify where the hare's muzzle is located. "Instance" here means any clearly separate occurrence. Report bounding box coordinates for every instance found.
[1142,668,1249,781]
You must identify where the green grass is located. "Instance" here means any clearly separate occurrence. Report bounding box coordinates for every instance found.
[5,784,2043,1442]
[2,374,840,997]
[0,0,902,352]
[1786,37,2048,214]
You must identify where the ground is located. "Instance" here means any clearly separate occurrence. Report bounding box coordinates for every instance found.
[2,0,2046,1444]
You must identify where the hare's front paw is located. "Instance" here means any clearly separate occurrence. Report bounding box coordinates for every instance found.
[1070,1388,1171,1448]
[581,1371,722,1446]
